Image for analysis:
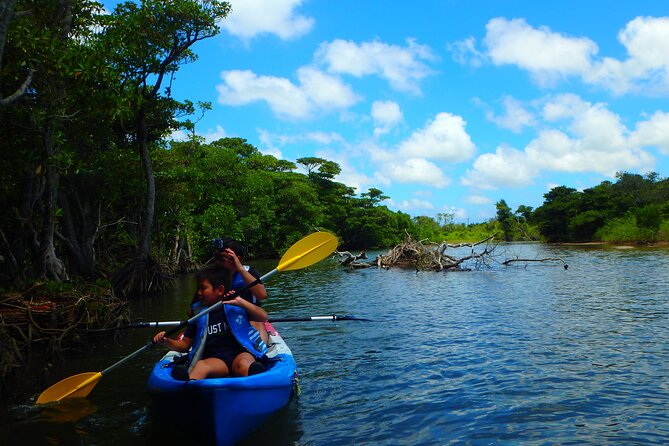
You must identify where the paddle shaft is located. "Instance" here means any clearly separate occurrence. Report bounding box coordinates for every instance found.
[270,315,371,322]
[107,314,370,331]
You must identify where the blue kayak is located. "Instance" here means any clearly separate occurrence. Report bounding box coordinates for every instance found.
[147,322,297,446]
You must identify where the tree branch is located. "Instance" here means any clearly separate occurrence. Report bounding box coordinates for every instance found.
[0,68,35,106]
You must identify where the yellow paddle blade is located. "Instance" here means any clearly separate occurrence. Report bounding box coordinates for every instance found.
[277,232,338,272]
[36,372,102,405]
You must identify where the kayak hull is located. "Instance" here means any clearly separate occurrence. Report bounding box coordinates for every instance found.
[147,323,297,446]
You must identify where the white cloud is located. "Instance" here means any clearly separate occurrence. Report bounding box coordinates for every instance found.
[391,198,435,212]
[482,16,669,95]
[398,112,475,162]
[169,125,228,143]
[530,94,653,175]
[527,131,653,177]
[217,70,310,119]
[297,66,361,110]
[303,131,345,145]
[461,145,537,189]
[222,0,314,40]
[544,94,627,151]
[257,129,346,158]
[619,17,669,67]
[462,94,658,189]
[467,195,492,205]
[445,206,468,221]
[486,95,536,133]
[315,38,436,94]
[485,17,597,86]
[630,111,669,155]
[381,158,450,188]
[216,69,359,120]
[372,100,403,137]
[448,36,487,67]
[588,17,669,94]
[201,125,228,143]
[170,130,188,142]
[257,129,283,158]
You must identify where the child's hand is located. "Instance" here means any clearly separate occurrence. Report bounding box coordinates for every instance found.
[153,331,167,344]
[223,295,244,307]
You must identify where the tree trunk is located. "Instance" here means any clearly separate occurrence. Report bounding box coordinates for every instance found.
[168,223,181,271]
[58,191,96,278]
[137,109,154,262]
[0,0,16,77]
[39,125,68,280]
[111,108,172,297]
[35,0,73,280]
[17,172,41,279]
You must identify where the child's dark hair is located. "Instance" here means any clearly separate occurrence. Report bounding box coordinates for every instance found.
[196,265,231,290]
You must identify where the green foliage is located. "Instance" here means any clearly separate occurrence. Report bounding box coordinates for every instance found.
[658,220,669,241]
[495,199,514,241]
[533,186,580,242]
[412,216,442,241]
[568,210,607,241]
[596,215,656,243]
[634,204,663,230]
[530,172,669,244]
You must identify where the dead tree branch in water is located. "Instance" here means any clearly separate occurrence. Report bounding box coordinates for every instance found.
[371,234,497,271]
[334,250,370,268]
[502,257,568,269]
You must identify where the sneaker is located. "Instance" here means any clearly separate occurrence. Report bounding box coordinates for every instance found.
[171,364,190,381]
[248,361,266,376]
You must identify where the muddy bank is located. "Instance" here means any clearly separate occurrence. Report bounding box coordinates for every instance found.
[557,241,669,248]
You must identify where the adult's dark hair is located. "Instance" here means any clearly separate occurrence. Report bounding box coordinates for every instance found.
[224,239,246,259]
[196,265,231,290]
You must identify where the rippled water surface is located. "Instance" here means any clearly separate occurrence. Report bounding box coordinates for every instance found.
[2,243,669,445]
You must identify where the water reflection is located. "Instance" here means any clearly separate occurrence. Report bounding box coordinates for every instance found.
[40,398,97,424]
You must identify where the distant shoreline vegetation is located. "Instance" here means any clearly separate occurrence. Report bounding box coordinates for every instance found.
[493,171,669,245]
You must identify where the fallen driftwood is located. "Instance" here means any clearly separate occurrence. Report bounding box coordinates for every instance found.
[502,257,568,269]
[334,250,370,268]
[370,234,497,271]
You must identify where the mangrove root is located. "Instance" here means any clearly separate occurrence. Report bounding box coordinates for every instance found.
[111,255,174,298]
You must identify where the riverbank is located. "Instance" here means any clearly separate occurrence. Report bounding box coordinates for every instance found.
[557,240,669,248]
[0,282,130,398]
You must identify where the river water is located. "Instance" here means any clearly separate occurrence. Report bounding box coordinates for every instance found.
[2,243,669,445]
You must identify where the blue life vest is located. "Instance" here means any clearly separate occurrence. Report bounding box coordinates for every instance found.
[190,303,267,360]
[232,266,259,305]
[231,269,247,289]
[223,304,267,359]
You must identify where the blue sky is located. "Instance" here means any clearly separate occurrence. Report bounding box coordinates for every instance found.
[107,1,669,223]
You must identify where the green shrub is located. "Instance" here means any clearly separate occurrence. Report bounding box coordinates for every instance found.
[657,219,669,241]
[596,214,657,243]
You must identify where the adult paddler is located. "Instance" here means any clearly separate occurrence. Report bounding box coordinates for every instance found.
[211,237,269,345]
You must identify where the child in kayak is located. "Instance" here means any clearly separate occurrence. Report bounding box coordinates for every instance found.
[191,237,269,344]
[153,265,267,380]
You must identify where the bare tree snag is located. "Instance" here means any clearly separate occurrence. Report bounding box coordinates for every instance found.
[362,234,497,272]
[334,250,369,268]
[502,257,568,269]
